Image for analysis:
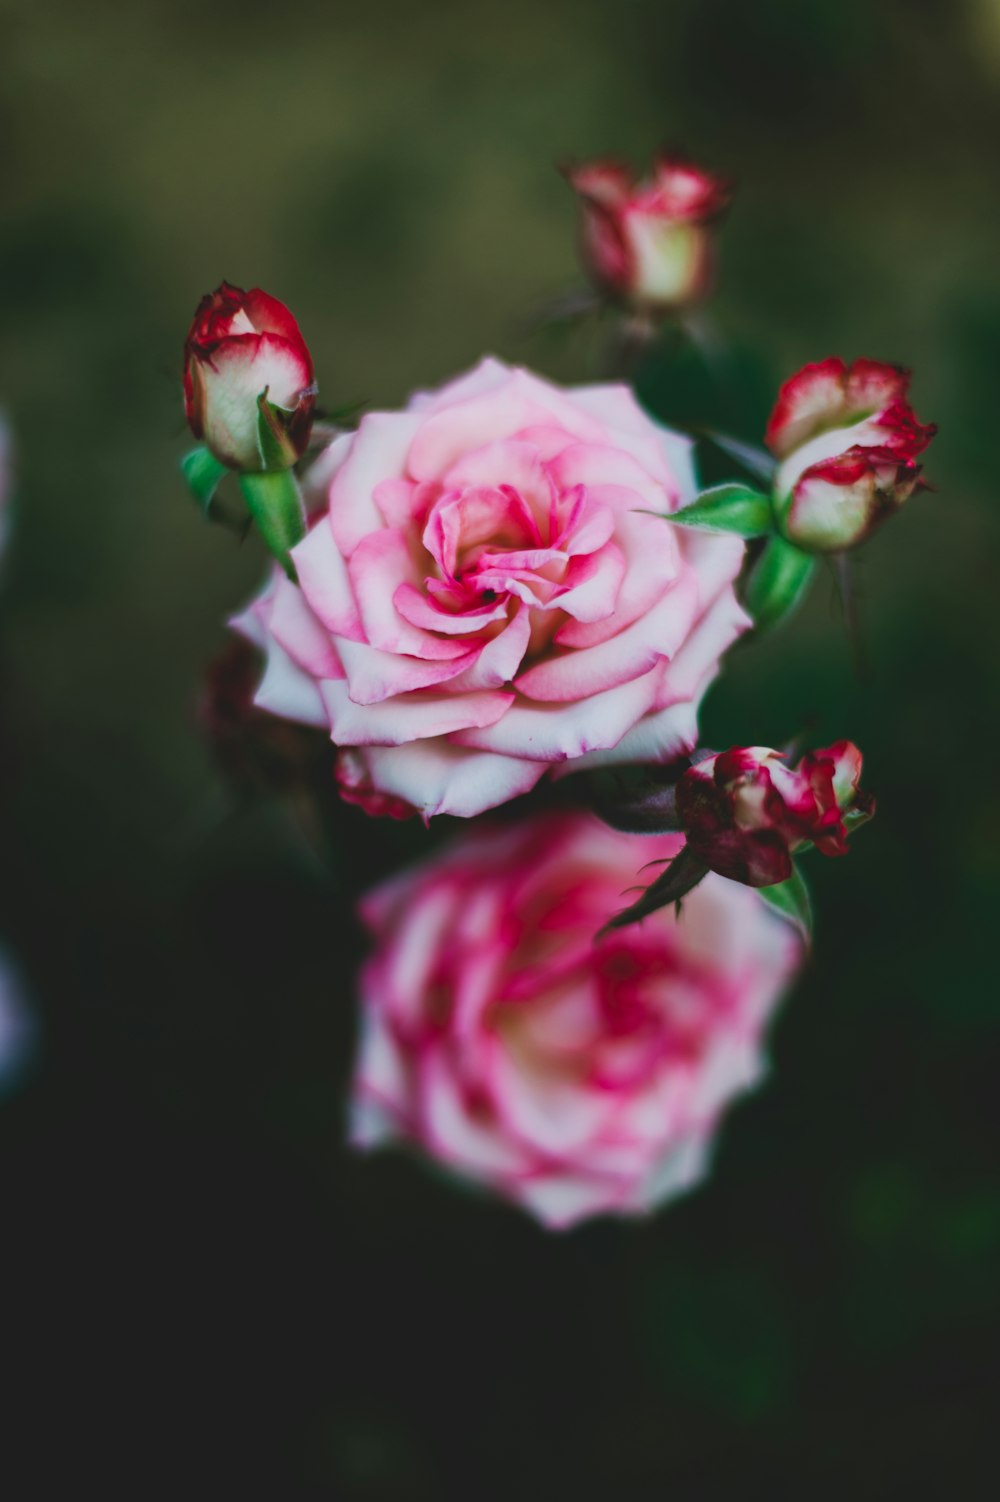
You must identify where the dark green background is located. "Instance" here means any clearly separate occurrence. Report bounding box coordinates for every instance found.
[2,0,999,1494]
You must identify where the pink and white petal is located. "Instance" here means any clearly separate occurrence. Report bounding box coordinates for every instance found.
[394,583,508,637]
[547,443,670,512]
[447,607,532,690]
[442,439,552,519]
[321,679,514,747]
[229,589,271,652]
[551,542,626,625]
[453,667,661,761]
[492,1052,611,1159]
[267,571,344,679]
[774,413,891,496]
[765,358,847,458]
[552,694,702,774]
[407,369,601,482]
[349,530,471,661]
[563,385,688,489]
[292,519,365,643]
[351,740,545,818]
[560,501,617,556]
[417,1051,533,1178]
[508,1171,630,1230]
[349,1013,411,1145]
[328,411,423,558]
[517,570,699,703]
[655,588,751,709]
[406,356,512,415]
[253,638,329,726]
[555,510,679,649]
[337,636,479,706]
[676,528,746,610]
[372,476,422,530]
[302,431,353,514]
[630,1134,711,1214]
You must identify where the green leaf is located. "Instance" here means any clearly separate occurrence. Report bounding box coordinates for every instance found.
[663,483,774,538]
[239,470,307,581]
[181,447,228,513]
[759,863,813,944]
[256,390,298,471]
[744,534,816,631]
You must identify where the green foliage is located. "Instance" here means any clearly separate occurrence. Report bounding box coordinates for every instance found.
[743,534,816,631]
[180,446,228,513]
[665,482,775,538]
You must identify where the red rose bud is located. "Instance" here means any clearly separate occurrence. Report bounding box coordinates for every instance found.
[562,153,732,312]
[184,282,316,472]
[676,742,873,887]
[765,359,936,552]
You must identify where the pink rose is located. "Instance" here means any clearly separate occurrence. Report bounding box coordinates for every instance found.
[350,811,802,1229]
[562,155,732,312]
[184,282,316,471]
[233,358,749,819]
[677,742,873,887]
[765,358,936,552]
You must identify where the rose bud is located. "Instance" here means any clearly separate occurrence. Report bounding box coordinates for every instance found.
[765,358,936,552]
[562,154,732,313]
[676,741,873,887]
[183,282,316,472]
[351,811,802,1229]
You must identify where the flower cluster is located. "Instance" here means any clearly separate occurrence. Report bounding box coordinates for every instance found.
[178,147,923,1227]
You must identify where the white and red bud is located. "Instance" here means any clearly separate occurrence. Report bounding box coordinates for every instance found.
[676,741,872,887]
[562,153,732,313]
[765,359,936,552]
[183,282,316,472]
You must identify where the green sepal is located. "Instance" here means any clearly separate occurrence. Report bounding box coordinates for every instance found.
[744,534,816,631]
[239,470,307,582]
[662,483,775,538]
[758,862,813,945]
[598,844,710,936]
[843,804,875,837]
[181,447,229,514]
[256,389,298,472]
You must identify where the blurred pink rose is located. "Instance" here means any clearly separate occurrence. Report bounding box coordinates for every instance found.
[563,154,732,311]
[233,358,749,819]
[350,812,802,1229]
[765,358,936,552]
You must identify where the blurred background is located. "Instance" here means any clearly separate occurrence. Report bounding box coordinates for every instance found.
[2,0,999,1494]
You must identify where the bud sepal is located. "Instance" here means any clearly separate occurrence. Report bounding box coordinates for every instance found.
[743,534,816,632]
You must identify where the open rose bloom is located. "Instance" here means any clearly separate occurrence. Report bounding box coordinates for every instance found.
[234,358,749,819]
[766,358,936,552]
[351,812,802,1229]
